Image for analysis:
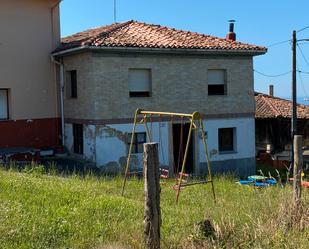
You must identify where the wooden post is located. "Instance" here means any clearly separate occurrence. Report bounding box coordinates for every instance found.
[144,142,161,249]
[293,135,303,205]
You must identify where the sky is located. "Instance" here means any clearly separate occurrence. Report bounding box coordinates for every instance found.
[60,0,309,102]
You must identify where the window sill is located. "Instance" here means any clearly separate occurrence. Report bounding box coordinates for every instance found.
[129,92,151,98]
[219,150,237,155]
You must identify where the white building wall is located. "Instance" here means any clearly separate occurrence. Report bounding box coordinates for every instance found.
[64,123,96,162]
[64,123,73,152]
[84,125,96,162]
[199,117,255,162]
[94,122,169,171]
[64,117,255,175]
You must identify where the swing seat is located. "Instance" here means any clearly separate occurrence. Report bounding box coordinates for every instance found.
[172,184,186,191]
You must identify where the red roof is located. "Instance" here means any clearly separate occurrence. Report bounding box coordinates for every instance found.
[255,93,309,119]
[57,20,267,54]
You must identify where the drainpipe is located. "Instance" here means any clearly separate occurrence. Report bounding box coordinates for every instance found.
[50,55,65,146]
[50,1,64,147]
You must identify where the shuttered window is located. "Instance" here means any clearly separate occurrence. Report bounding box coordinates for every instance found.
[0,89,9,120]
[128,69,151,97]
[208,69,226,95]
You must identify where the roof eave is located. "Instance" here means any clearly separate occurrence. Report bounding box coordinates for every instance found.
[52,45,267,57]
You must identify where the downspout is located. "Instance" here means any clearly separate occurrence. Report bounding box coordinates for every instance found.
[51,55,65,147]
[50,1,64,146]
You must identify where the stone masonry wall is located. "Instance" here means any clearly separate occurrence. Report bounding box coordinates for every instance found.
[63,52,255,120]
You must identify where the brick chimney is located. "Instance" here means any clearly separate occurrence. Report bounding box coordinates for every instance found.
[269,85,274,96]
[226,20,236,41]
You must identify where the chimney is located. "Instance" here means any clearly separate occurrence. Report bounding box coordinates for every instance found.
[269,85,274,96]
[226,20,236,41]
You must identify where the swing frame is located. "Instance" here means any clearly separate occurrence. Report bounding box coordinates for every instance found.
[121,109,216,204]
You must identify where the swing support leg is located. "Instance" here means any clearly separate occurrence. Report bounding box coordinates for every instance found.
[121,109,140,196]
[143,115,152,143]
[200,118,216,203]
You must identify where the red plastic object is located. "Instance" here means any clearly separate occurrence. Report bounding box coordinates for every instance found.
[301,181,309,188]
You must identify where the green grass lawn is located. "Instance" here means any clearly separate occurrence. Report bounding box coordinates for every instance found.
[0,166,308,249]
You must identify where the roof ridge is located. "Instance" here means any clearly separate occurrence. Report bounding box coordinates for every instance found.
[257,92,308,108]
[133,21,261,47]
[57,20,267,53]
[82,20,134,46]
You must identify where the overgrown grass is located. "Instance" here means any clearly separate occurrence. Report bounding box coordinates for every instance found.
[0,165,308,249]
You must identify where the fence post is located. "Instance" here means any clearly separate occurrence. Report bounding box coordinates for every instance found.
[293,135,303,206]
[144,142,161,249]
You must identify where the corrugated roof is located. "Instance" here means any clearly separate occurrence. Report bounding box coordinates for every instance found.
[255,93,309,119]
[57,20,267,53]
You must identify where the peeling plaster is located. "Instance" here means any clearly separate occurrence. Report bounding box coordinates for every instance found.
[84,125,96,162]
[96,125,128,142]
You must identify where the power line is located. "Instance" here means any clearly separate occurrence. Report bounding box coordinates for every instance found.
[267,39,291,48]
[297,44,309,69]
[254,69,292,77]
[298,70,309,74]
[297,25,309,33]
[297,66,309,100]
[113,0,117,23]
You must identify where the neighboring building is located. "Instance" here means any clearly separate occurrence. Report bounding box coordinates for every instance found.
[0,0,61,149]
[255,91,309,154]
[52,20,266,176]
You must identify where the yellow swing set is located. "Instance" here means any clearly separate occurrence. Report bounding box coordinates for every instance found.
[121,109,216,204]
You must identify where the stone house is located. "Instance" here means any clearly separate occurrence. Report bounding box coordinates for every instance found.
[52,20,267,175]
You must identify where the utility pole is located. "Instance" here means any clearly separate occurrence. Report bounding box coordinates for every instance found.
[293,135,303,207]
[291,30,297,167]
[114,0,117,23]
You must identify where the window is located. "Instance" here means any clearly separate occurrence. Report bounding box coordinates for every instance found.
[0,89,9,120]
[73,124,83,154]
[66,70,77,98]
[208,69,226,95]
[218,128,236,152]
[128,132,146,153]
[128,69,151,97]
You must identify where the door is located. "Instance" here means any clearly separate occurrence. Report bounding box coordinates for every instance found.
[172,123,194,174]
[73,124,83,154]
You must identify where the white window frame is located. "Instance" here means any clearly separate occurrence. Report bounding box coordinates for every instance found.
[218,127,237,154]
[127,132,147,154]
[0,89,9,120]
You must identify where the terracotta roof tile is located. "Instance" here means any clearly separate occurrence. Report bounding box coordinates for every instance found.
[57,20,267,53]
[255,93,309,119]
